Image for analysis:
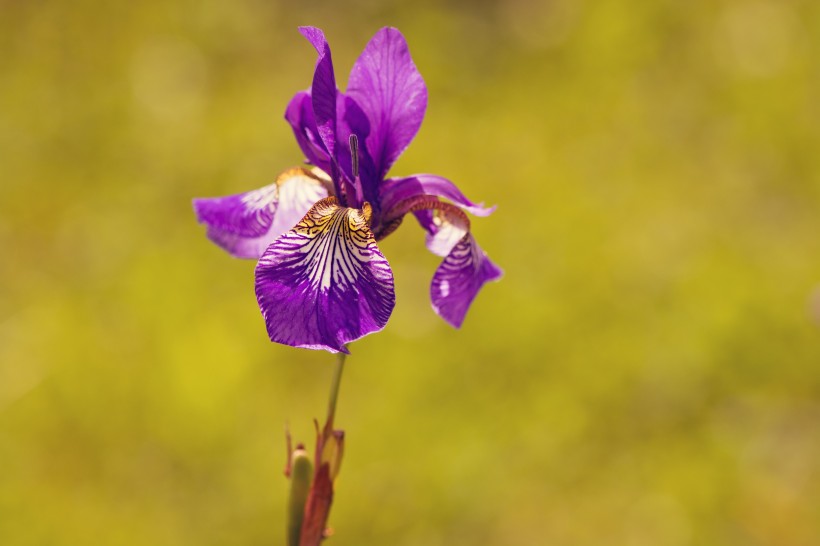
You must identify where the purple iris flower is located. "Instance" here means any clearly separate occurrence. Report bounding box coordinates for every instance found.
[194,27,502,353]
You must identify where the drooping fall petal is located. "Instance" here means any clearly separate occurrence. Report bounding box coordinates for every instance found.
[431,230,503,328]
[193,168,330,259]
[419,205,502,326]
[382,196,501,327]
[255,197,395,353]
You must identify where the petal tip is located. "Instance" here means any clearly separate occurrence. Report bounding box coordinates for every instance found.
[299,26,329,54]
[484,260,504,283]
[192,197,206,222]
[377,26,405,39]
[471,203,497,217]
[298,25,322,37]
[436,306,466,329]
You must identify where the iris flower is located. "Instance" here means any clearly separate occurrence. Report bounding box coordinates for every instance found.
[194,27,502,353]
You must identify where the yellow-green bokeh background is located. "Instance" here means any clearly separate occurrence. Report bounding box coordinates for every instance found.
[2,1,820,544]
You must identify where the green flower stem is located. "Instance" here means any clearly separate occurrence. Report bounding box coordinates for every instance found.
[325,350,346,432]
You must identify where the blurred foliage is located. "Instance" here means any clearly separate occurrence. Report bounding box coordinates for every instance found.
[2,0,820,544]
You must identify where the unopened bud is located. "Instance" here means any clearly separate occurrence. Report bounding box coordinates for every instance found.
[287,448,313,546]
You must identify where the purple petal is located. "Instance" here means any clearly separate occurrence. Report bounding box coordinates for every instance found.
[380,175,496,219]
[193,168,330,259]
[431,232,503,328]
[347,27,428,180]
[334,94,373,207]
[298,27,363,207]
[299,27,338,162]
[255,197,396,352]
[378,195,501,327]
[284,91,332,173]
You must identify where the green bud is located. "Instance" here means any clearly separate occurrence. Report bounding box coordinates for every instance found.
[287,448,313,546]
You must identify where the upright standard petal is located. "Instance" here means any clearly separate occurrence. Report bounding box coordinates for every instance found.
[347,27,428,181]
[193,168,330,259]
[299,27,364,207]
[299,27,338,160]
[285,91,332,174]
[255,197,396,353]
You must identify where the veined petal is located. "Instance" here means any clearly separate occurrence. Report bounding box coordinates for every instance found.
[347,27,428,180]
[255,197,396,353]
[380,195,502,327]
[193,168,330,259]
[285,91,332,173]
[431,231,503,328]
[380,175,496,219]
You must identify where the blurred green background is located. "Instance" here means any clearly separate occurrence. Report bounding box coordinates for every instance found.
[2,0,820,544]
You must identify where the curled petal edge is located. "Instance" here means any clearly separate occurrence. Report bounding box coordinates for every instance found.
[380,175,496,221]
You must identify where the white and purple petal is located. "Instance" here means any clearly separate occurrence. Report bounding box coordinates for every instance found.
[193,167,330,259]
[347,27,428,181]
[431,231,503,328]
[421,205,469,257]
[255,197,395,353]
[422,205,502,327]
[381,195,502,327]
